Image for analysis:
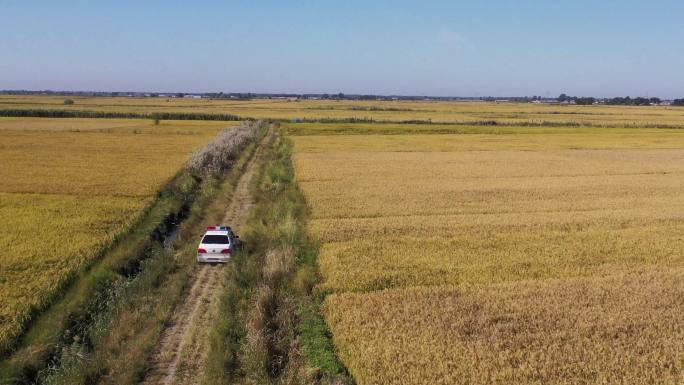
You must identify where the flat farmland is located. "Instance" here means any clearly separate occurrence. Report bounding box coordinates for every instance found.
[0,118,225,353]
[291,127,684,384]
[4,95,684,127]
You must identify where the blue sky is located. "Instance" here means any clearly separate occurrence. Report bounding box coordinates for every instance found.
[1,0,683,97]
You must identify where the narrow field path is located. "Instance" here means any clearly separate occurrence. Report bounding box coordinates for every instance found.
[141,128,272,385]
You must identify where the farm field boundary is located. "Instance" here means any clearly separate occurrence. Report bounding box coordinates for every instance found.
[0,122,266,385]
[4,108,684,130]
[3,96,684,129]
[0,119,223,355]
[201,131,351,385]
[139,123,273,385]
[0,109,242,121]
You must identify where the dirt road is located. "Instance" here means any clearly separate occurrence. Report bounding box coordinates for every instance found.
[141,129,271,385]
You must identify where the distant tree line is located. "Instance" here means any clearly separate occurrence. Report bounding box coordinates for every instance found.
[0,109,242,121]
[604,96,661,106]
[558,94,665,106]
[482,96,544,102]
[0,90,121,96]
[575,97,596,105]
[557,94,595,105]
[0,89,475,101]
[3,89,683,105]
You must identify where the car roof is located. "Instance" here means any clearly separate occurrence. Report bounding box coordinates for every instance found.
[204,230,230,236]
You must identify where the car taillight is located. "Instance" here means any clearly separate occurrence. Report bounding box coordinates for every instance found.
[197,248,207,254]
[220,249,231,254]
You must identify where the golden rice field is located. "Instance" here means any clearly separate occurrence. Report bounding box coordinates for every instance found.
[0,118,225,353]
[3,95,684,127]
[291,126,684,384]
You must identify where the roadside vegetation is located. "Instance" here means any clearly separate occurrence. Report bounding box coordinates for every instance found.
[202,131,350,385]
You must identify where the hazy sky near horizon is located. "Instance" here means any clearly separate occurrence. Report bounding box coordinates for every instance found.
[2,0,683,97]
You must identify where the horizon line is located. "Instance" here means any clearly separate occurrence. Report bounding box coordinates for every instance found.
[0,89,679,101]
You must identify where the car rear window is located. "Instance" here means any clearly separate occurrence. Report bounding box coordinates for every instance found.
[202,235,229,244]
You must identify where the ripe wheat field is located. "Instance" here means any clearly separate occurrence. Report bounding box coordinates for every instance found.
[291,125,684,384]
[2,99,684,384]
[0,118,225,354]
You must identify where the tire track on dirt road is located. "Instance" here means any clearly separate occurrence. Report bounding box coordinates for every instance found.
[141,128,273,385]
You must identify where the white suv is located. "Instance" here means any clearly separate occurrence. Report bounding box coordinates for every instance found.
[197,225,239,263]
